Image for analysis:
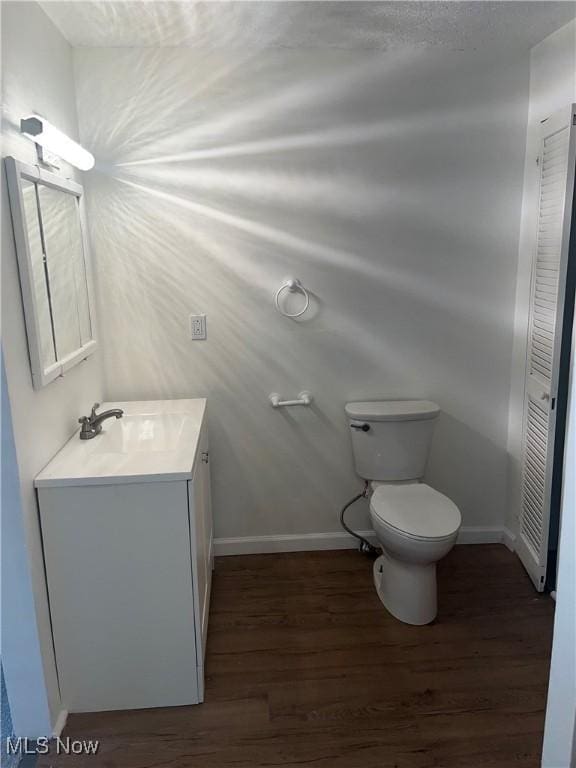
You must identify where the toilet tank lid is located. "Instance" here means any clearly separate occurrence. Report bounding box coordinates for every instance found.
[345,400,440,422]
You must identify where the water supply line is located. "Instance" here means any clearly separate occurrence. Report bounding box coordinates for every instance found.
[340,480,380,557]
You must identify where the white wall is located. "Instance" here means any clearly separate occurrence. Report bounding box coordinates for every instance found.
[1,358,51,737]
[507,20,576,537]
[1,1,104,731]
[74,44,528,541]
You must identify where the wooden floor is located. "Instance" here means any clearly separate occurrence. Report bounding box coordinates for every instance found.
[40,545,555,768]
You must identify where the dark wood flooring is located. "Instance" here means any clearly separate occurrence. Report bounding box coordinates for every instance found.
[39,545,555,768]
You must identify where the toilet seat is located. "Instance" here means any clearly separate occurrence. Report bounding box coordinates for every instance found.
[370,483,461,541]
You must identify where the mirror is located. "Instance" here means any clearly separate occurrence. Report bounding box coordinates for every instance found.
[5,158,97,389]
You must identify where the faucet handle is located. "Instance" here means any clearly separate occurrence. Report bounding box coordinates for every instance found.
[78,415,93,439]
[90,403,100,419]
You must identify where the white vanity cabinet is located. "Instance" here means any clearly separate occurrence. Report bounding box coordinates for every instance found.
[35,399,213,713]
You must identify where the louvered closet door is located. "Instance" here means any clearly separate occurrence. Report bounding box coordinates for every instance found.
[517,104,576,590]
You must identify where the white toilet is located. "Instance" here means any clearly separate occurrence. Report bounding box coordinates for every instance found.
[345,400,461,625]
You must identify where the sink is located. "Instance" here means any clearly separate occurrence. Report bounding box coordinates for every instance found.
[35,399,207,487]
[94,413,187,454]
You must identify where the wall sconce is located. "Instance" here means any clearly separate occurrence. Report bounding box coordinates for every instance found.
[20,116,95,171]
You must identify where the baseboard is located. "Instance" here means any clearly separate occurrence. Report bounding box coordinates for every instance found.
[214,527,505,556]
[214,531,379,556]
[456,526,504,545]
[502,527,516,552]
[52,709,68,738]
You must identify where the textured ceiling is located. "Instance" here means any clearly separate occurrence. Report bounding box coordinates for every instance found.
[40,1,576,50]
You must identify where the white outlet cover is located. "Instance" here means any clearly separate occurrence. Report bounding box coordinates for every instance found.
[189,314,207,340]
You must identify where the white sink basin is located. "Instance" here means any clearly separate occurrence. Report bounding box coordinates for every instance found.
[35,399,207,488]
[94,413,188,454]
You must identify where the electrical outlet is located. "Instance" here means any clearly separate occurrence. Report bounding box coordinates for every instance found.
[189,314,207,340]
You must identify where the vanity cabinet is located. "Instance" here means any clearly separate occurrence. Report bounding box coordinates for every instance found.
[35,400,213,713]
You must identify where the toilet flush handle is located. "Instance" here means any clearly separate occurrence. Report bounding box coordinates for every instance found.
[350,422,370,432]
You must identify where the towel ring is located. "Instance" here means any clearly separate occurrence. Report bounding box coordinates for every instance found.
[274,278,310,318]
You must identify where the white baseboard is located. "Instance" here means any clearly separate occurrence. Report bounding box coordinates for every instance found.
[52,709,68,738]
[214,527,505,556]
[456,526,504,545]
[502,527,516,552]
[214,531,378,556]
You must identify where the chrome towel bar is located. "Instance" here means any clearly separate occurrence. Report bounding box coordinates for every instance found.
[269,391,313,408]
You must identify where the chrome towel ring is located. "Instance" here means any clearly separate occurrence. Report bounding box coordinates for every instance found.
[274,278,310,318]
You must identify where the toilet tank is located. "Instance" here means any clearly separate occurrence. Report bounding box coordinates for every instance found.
[345,401,440,481]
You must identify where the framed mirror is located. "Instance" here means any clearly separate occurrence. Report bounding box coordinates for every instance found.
[5,157,97,389]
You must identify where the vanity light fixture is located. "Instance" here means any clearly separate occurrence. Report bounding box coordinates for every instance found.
[20,116,95,171]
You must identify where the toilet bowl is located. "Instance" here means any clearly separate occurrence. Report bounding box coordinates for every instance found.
[369,482,460,624]
[345,400,461,626]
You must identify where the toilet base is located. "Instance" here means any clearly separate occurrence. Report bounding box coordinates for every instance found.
[373,552,437,625]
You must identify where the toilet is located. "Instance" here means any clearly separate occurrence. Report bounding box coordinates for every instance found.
[345,400,461,625]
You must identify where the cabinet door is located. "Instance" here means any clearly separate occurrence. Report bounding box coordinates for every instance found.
[39,481,199,712]
[188,425,213,684]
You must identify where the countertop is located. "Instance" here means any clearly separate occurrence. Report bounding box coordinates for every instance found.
[35,399,207,488]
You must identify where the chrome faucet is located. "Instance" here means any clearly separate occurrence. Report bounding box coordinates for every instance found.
[79,403,124,440]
